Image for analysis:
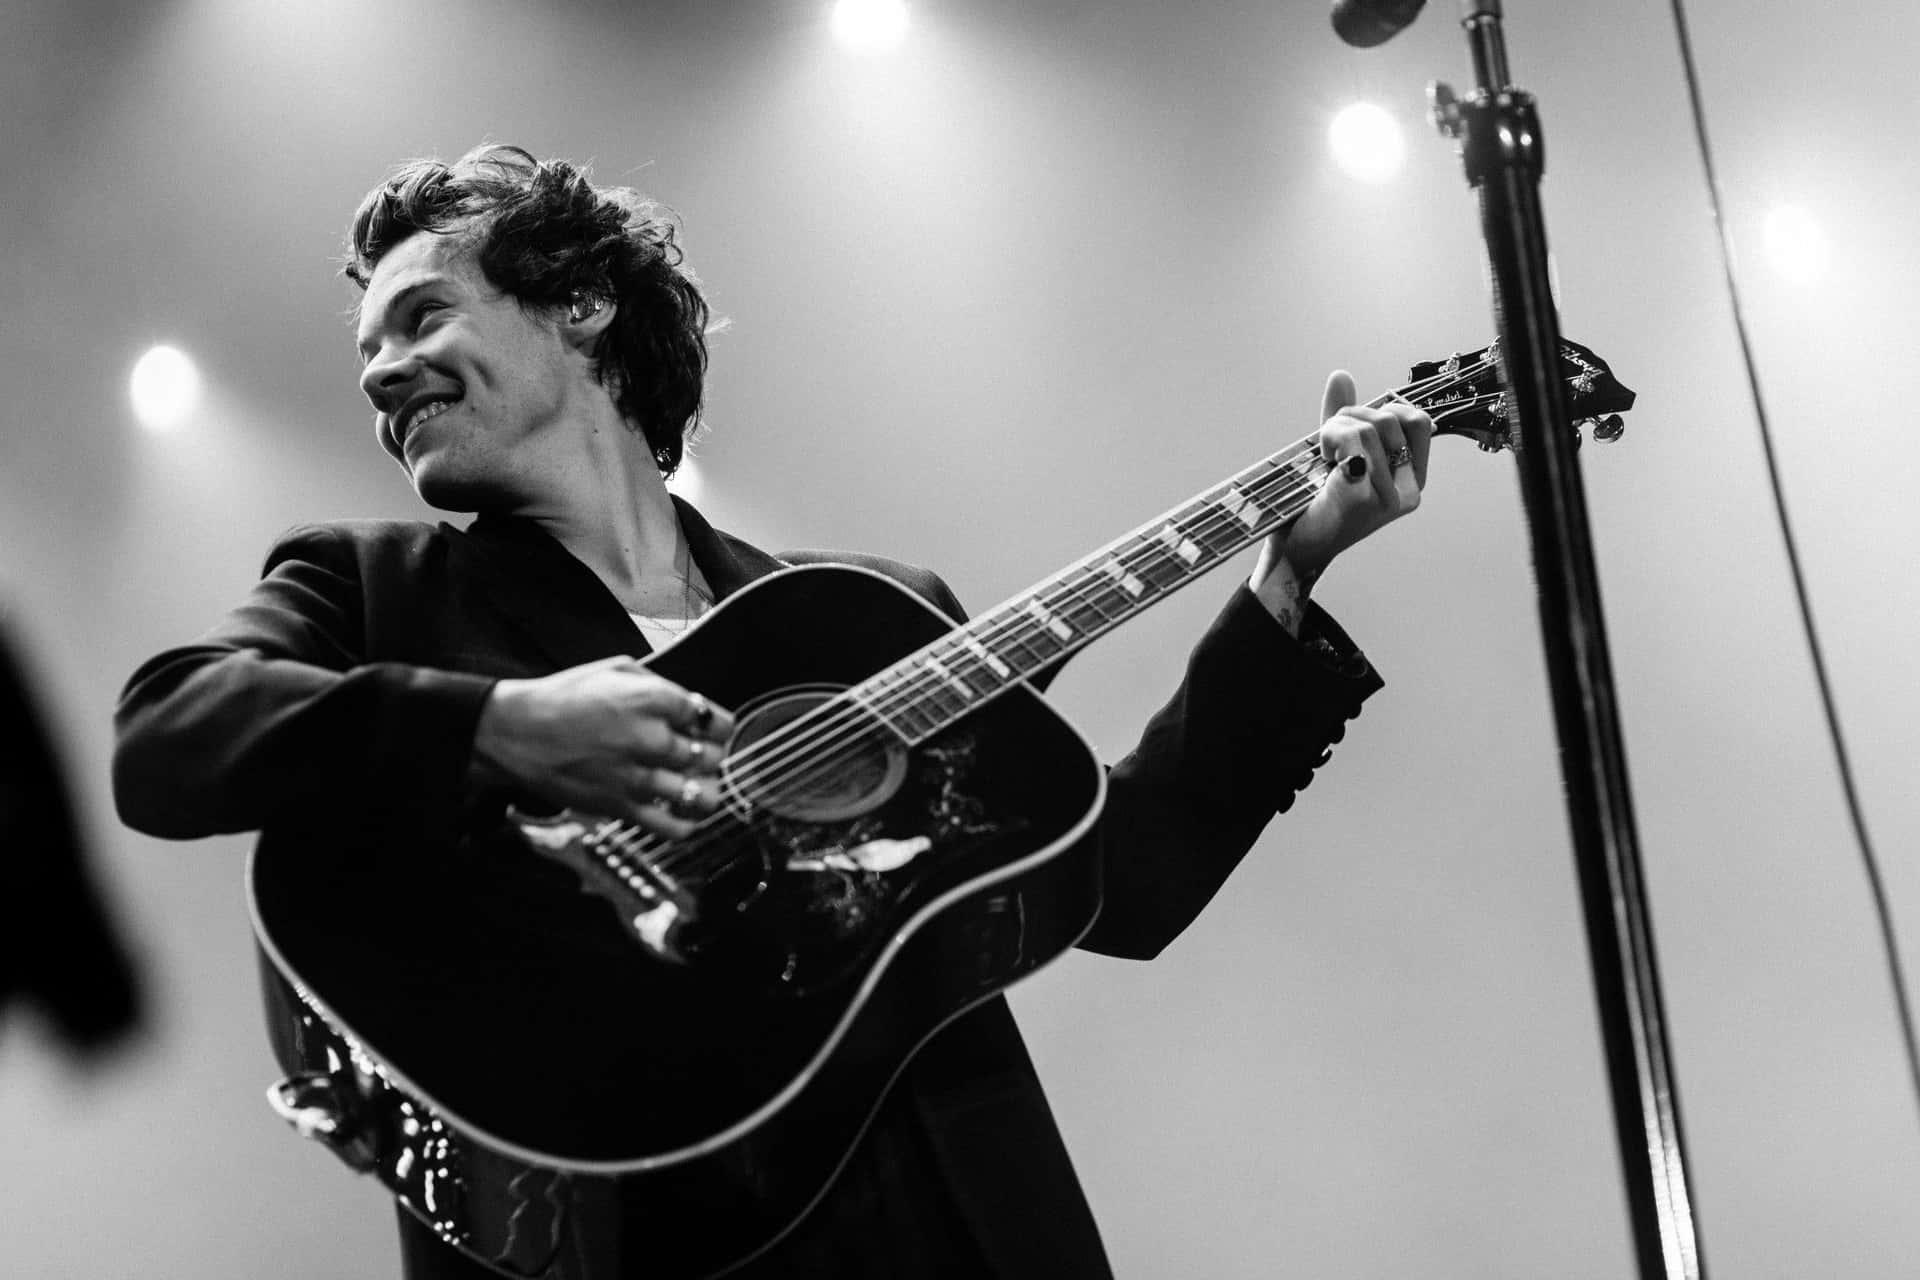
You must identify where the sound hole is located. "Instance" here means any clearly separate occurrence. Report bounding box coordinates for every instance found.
[725,684,908,823]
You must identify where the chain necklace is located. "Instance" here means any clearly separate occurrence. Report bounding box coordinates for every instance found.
[631,534,712,636]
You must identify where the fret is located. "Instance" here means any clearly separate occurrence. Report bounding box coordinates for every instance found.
[980,607,1060,669]
[1220,483,1266,532]
[1097,555,1150,601]
[1182,499,1253,557]
[848,678,917,742]
[889,684,946,739]
[918,656,977,705]
[1232,457,1303,513]
[1022,598,1075,644]
[1040,578,1123,631]
[1122,537,1193,592]
[1152,521,1206,568]
[956,633,1013,681]
[943,649,1006,697]
[925,648,1003,700]
[840,428,1362,747]
[1273,449,1324,502]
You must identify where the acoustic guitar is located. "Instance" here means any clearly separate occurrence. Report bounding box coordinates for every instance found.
[253,340,1632,1278]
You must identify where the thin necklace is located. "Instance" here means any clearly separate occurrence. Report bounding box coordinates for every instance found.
[638,536,711,634]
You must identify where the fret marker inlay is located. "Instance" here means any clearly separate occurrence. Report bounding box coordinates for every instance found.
[923,657,974,700]
[1223,485,1264,530]
[1101,558,1147,598]
[1024,599,1073,641]
[1156,524,1203,565]
[961,636,1012,679]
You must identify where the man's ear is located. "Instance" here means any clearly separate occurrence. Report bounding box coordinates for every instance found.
[561,289,616,350]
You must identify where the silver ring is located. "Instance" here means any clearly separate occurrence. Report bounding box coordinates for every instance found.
[1388,446,1413,469]
[687,692,714,729]
[675,778,703,811]
[685,740,708,765]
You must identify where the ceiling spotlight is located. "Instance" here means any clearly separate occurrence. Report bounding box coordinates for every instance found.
[832,0,909,53]
[130,344,203,431]
[1328,102,1405,184]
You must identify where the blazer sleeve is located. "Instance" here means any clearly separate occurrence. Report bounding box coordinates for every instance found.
[112,524,496,841]
[1076,585,1382,960]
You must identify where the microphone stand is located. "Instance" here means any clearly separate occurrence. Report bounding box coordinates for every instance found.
[1428,2,1707,1275]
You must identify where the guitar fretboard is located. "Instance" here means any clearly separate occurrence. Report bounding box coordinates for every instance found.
[849,437,1333,744]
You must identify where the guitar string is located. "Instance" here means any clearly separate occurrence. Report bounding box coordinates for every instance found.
[614,362,1515,882]
[609,435,1337,884]
[604,438,1337,883]
[629,374,1508,884]
[619,366,1509,882]
[601,359,1573,889]
[664,367,1503,822]
[625,418,1482,885]
[640,422,1343,873]
[693,369,1486,798]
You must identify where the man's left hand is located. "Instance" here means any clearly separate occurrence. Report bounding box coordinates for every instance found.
[1254,368,1432,591]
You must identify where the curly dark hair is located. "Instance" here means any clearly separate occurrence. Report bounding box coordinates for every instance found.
[343,144,714,475]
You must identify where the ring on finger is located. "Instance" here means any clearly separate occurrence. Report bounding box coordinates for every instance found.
[1387,445,1413,469]
[674,777,703,812]
[687,692,714,730]
[685,740,708,766]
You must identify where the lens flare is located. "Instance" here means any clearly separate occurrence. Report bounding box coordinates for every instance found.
[130,345,203,431]
[1328,103,1405,184]
[831,0,909,52]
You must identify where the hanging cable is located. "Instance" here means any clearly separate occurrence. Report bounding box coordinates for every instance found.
[1664,0,1919,1121]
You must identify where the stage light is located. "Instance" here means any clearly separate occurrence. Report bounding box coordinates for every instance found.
[130,344,202,431]
[831,0,908,52]
[1762,205,1829,283]
[1328,103,1404,184]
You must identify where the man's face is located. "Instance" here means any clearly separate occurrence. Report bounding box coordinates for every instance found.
[355,230,579,511]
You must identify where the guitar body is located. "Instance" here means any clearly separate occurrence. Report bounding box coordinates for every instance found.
[250,565,1106,1280]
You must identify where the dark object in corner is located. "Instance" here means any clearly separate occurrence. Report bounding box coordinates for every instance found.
[1,618,143,1054]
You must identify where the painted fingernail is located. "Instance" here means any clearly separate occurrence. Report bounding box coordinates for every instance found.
[1343,455,1368,480]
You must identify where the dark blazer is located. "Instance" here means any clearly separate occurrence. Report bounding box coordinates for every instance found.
[114,500,1381,1278]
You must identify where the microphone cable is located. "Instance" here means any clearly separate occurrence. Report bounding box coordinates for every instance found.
[1663,0,1919,1122]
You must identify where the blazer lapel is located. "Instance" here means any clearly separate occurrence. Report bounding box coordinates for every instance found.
[672,495,791,600]
[451,515,649,669]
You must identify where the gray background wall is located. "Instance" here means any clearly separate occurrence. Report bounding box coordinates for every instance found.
[3,0,1916,1275]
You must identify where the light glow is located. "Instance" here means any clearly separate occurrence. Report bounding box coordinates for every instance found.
[668,456,706,506]
[1328,103,1405,184]
[831,0,909,53]
[1763,205,1829,283]
[130,345,203,431]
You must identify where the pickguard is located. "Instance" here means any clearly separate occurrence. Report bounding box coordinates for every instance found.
[740,729,1022,993]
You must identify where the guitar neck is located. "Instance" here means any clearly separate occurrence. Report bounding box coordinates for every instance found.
[850,428,1336,744]
[841,328,1642,747]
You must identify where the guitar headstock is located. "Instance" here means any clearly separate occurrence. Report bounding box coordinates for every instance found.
[1406,338,1636,453]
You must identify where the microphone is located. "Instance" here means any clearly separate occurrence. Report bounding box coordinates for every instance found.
[1330,0,1427,47]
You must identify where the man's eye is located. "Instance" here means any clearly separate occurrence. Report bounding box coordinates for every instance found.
[409,302,447,332]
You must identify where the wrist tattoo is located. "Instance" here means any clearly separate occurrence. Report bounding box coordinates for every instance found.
[1275,569,1305,637]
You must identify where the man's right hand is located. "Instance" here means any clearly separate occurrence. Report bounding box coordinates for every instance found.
[469,655,736,839]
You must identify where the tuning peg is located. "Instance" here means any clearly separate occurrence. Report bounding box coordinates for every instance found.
[1593,414,1625,442]
[1429,82,1465,139]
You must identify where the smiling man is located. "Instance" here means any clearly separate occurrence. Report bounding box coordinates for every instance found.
[114,144,1430,1279]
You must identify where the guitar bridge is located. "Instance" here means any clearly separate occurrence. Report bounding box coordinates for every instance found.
[509,809,701,964]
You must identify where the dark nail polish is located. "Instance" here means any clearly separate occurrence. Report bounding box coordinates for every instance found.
[1343,455,1368,480]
